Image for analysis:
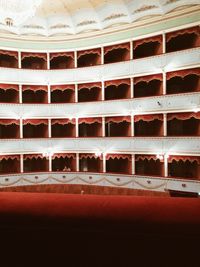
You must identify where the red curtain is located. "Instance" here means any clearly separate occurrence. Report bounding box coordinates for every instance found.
[21,53,47,61]
[134,74,163,85]
[79,153,102,160]
[77,49,101,58]
[133,35,162,49]
[0,84,19,91]
[0,119,20,125]
[0,50,18,59]
[50,52,74,60]
[23,119,48,125]
[105,79,130,87]
[106,154,132,161]
[166,26,200,42]
[51,119,75,125]
[167,68,200,80]
[168,155,200,164]
[78,82,101,90]
[106,116,131,123]
[134,114,163,122]
[51,84,75,92]
[135,155,160,161]
[167,112,200,121]
[0,155,19,161]
[22,85,48,92]
[104,43,130,55]
[79,117,102,124]
[52,153,76,160]
[24,154,44,160]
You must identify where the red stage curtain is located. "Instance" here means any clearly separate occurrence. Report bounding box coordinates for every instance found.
[135,154,160,161]
[23,119,48,125]
[79,153,102,160]
[133,35,162,49]
[51,118,75,125]
[0,119,20,125]
[77,49,101,58]
[24,154,44,160]
[21,53,47,61]
[106,154,132,161]
[0,84,19,91]
[51,84,75,92]
[168,155,200,164]
[134,114,163,122]
[167,112,200,121]
[104,43,130,55]
[52,153,76,160]
[106,116,131,123]
[167,68,200,80]
[0,50,18,59]
[50,52,74,60]
[166,26,200,42]
[78,82,101,90]
[79,117,102,124]
[105,78,130,87]
[22,85,48,92]
[134,74,163,84]
[0,155,19,161]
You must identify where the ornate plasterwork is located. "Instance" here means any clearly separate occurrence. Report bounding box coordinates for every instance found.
[103,13,127,22]
[133,5,158,14]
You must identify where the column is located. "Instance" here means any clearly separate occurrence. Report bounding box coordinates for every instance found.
[131,114,134,136]
[164,154,168,177]
[49,154,52,172]
[76,117,79,137]
[20,154,23,173]
[18,51,21,68]
[75,84,78,103]
[48,119,51,138]
[74,51,77,68]
[76,153,79,171]
[130,41,133,60]
[101,81,104,101]
[163,113,167,137]
[163,71,166,95]
[132,154,135,175]
[20,118,23,138]
[47,52,50,70]
[19,84,22,103]
[162,32,166,54]
[47,84,51,103]
[101,46,104,65]
[103,153,106,173]
[130,78,134,98]
[102,117,105,137]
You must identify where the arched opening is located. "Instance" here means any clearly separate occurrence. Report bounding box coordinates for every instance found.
[51,119,76,138]
[23,119,48,138]
[134,74,163,98]
[50,52,74,69]
[134,114,163,136]
[77,49,101,67]
[0,50,18,68]
[51,84,75,103]
[104,43,130,64]
[105,116,131,137]
[133,35,162,59]
[0,155,20,174]
[79,154,102,172]
[0,84,19,103]
[106,154,132,174]
[78,82,101,102]
[52,153,76,172]
[22,85,48,103]
[166,68,200,94]
[168,156,200,180]
[166,26,200,53]
[23,154,49,173]
[21,52,47,69]
[0,119,20,138]
[167,112,200,136]
[105,79,131,100]
[135,155,164,176]
[78,118,102,137]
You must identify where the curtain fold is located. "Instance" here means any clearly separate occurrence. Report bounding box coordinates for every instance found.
[79,153,102,160]
[22,85,48,92]
[104,43,130,55]
[78,82,101,90]
[77,49,101,58]
[134,74,163,84]
[134,114,163,122]
[79,117,102,124]
[23,119,48,125]
[0,50,18,59]
[24,154,45,160]
[50,52,74,60]
[0,119,20,125]
[167,68,200,80]
[106,116,131,123]
[0,84,19,91]
[167,112,200,121]
[166,26,200,42]
[51,118,75,125]
[133,35,162,49]
[52,153,76,160]
[168,155,200,164]
[106,154,131,161]
[21,52,47,61]
[0,155,19,161]
[135,154,160,161]
[51,84,75,92]
[105,78,130,87]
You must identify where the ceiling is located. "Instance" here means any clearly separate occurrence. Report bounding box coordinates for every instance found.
[0,0,199,37]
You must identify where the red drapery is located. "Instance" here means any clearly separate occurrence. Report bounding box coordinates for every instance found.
[51,84,75,92]
[50,52,74,60]
[79,153,102,160]
[23,119,48,125]
[21,52,47,61]
[135,155,161,162]
[79,117,102,124]
[104,43,130,55]
[0,50,18,59]
[51,118,75,125]
[24,154,45,160]
[0,155,19,161]
[106,116,131,123]
[52,153,76,160]
[106,154,132,161]
[134,74,163,84]
[168,155,200,164]
[167,68,200,80]
[105,79,130,87]
[167,112,200,121]
[78,82,101,90]
[0,119,20,125]
[134,114,163,122]
[0,84,19,91]
[77,48,101,58]
[166,26,200,42]
[22,85,48,92]
[133,35,162,49]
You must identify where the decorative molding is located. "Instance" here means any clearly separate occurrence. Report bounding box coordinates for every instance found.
[133,5,158,14]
